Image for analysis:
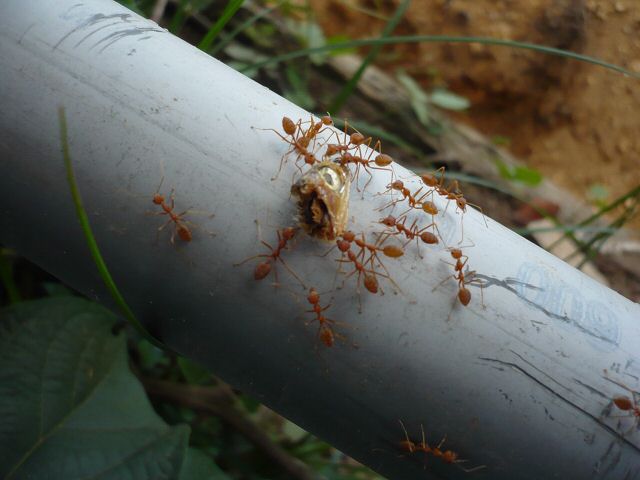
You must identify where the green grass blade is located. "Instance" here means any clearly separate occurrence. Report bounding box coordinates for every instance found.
[209,1,280,57]
[58,107,169,351]
[198,0,245,52]
[240,35,639,79]
[168,0,189,34]
[327,0,411,114]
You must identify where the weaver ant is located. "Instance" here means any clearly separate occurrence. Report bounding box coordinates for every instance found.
[605,379,640,434]
[433,248,484,310]
[379,214,440,255]
[305,287,342,347]
[378,180,426,211]
[152,179,192,244]
[398,421,485,473]
[421,168,487,241]
[234,223,305,287]
[258,116,322,180]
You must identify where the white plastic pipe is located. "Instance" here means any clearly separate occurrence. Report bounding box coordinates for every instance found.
[1,1,640,479]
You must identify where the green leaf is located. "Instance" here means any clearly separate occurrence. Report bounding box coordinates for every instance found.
[0,297,191,480]
[494,158,542,186]
[587,183,610,207]
[177,356,212,385]
[180,448,230,479]
[396,70,430,126]
[511,165,542,186]
[429,88,470,111]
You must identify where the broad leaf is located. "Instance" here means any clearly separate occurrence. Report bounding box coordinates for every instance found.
[0,297,192,480]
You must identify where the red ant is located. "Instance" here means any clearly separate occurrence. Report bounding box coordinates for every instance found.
[398,421,485,473]
[152,180,192,244]
[379,215,440,255]
[234,224,305,287]
[378,180,426,211]
[334,231,403,311]
[258,116,322,180]
[433,248,484,310]
[421,168,487,241]
[305,287,341,347]
[336,144,395,192]
[608,383,640,434]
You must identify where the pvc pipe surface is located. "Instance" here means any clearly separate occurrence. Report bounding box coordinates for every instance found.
[1,1,640,478]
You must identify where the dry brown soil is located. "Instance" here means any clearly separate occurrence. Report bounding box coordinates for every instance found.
[311,0,640,225]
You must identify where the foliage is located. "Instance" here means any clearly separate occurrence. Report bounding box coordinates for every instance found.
[0,297,223,480]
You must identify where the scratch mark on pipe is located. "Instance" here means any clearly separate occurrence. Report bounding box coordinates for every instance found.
[54,13,132,49]
[18,24,35,45]
[572,378,610,401]
[475,272,618,346]
[478,356,640,454]
[509,349,575,396]
[74,19,127,47]
[93,28,165,53]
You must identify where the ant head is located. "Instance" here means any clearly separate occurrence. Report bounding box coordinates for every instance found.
[380,215,396,227]
[304,152,316,165]
[282,227,297,240]
[342,231,356,242]
[449,248,462,259]
[337,239,351,252]
[456,197,467,210]
[390,180,404,190]
[442,450,458,463]
[321,115,333,126]
[325,144,339,156]
[152,193,164,205]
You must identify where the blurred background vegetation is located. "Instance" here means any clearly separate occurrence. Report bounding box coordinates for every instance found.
[2,0,640,478]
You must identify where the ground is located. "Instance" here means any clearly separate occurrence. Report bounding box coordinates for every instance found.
[311,0,640,227]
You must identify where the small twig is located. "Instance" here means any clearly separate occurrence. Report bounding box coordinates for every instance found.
[151,0,169,23]
[141,378,317,480]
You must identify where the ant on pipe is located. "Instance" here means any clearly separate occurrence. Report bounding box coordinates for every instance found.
[305,287,343,347]
[234,223,305,288]
[605,379,640,434]
[378,215,440,256]
[256,116,321,180]
[378,180,426,211]
[433,247,484,310]
[398,421,486,473]
[152,178,193,244]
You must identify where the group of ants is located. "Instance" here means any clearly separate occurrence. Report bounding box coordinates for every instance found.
[149,113,640,474]
[251,114,486,346]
